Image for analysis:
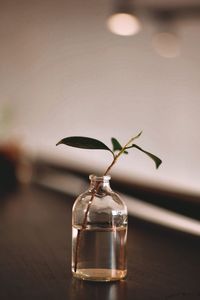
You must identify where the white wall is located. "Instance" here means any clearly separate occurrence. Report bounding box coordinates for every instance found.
[0,0,200,195]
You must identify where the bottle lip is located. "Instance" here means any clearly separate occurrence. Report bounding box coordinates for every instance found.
[89,174,111,182]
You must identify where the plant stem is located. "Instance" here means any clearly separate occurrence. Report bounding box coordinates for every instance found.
[73,181,100,273]
[104,136,135,175]
[73,138,134,273]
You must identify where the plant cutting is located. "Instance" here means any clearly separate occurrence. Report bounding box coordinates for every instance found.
[56,132,162,281]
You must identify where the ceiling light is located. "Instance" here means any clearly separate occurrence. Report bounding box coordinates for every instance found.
[151,9,180,58]
[107,0,141,36]
[152,32,180,58]
[107,12,141,36]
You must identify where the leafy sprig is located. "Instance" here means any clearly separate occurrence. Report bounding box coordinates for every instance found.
[56,132,162,273]
[56,132,162,172]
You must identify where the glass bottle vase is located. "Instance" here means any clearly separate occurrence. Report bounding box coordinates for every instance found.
[72,174,128,281]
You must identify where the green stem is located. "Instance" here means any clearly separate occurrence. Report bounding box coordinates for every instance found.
[73,138,133,273]
[73,181,100,273]
[104,136,135,175]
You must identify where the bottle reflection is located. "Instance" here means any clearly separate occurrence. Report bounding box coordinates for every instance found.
[70,278,127,300]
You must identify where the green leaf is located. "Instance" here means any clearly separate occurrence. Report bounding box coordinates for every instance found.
[126,144,162,169]
[56,136,113,153]
[111,138,128,154]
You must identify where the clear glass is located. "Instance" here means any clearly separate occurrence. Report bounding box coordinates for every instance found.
[72,174,128,281]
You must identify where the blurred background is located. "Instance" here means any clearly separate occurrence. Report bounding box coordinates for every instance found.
[0,0,200,197]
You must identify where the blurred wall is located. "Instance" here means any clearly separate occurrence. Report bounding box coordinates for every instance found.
[0,0,200,194]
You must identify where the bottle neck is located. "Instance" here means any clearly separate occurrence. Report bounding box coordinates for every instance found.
[89,174,112,195]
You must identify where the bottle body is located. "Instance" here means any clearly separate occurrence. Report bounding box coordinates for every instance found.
[72,175,128,281]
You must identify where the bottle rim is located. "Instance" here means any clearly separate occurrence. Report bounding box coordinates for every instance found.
[89,174,111,182]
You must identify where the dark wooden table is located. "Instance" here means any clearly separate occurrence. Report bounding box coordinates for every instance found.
[0,185,199,300]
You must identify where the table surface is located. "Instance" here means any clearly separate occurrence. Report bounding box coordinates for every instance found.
[0,185,199,300]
